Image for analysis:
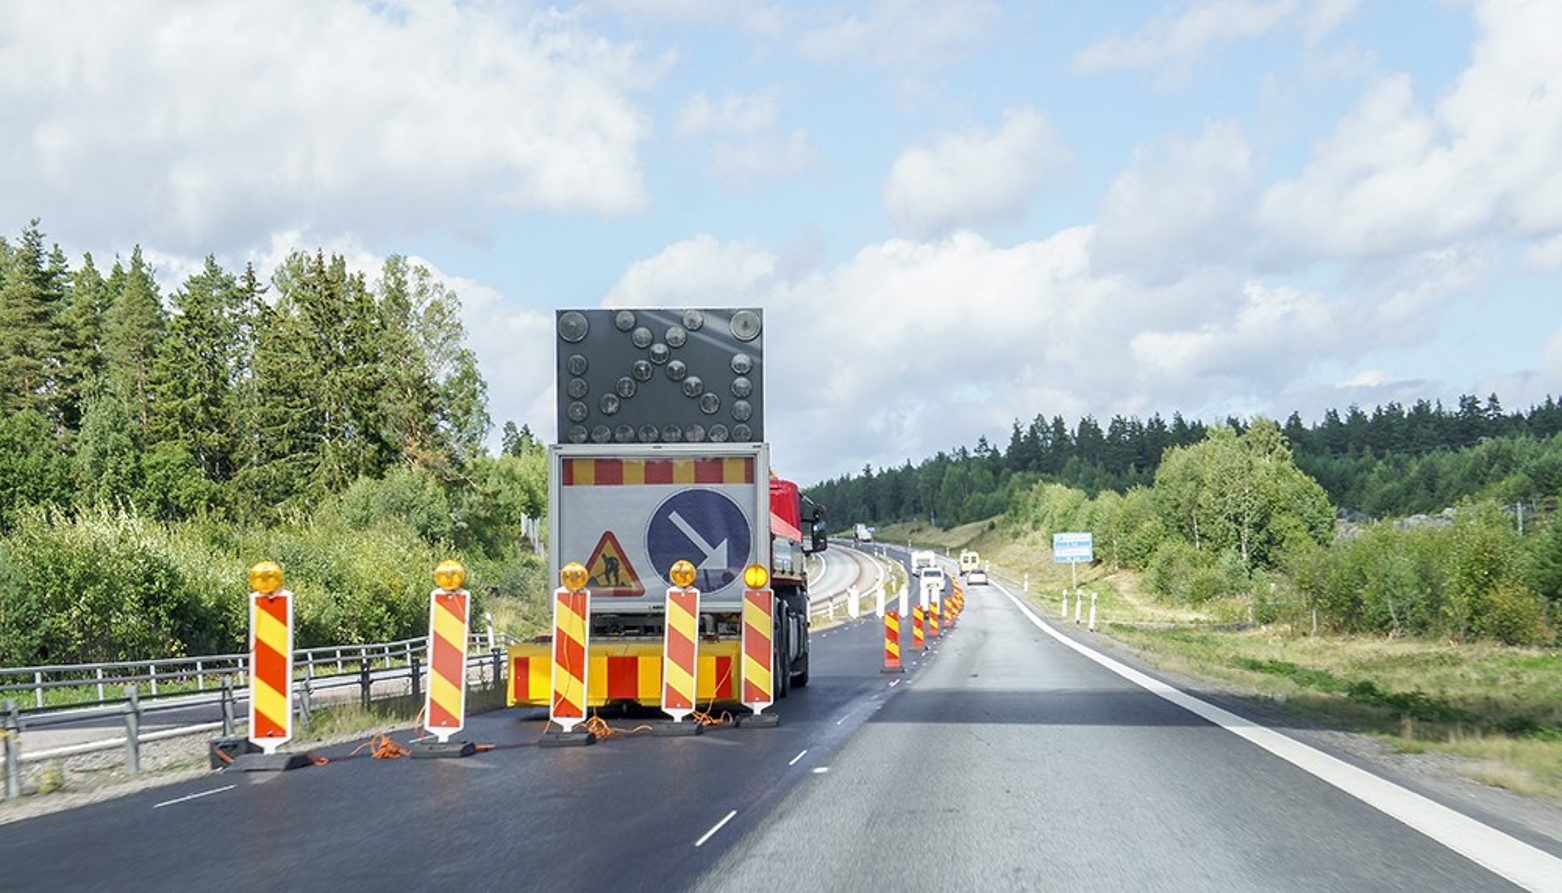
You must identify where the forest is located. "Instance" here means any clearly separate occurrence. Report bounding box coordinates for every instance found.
[0,220,546,665]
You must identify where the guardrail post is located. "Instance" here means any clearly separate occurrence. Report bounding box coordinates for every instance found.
[410,655,421,705]
[491,647,503,691]
[34,671,44,709]
[3,699,21,798]
[298,676,312,730]
[360,657,371,709]
[96,666,105,702]
[150,662,159,697]
[196,659,205,691]
[221,678,235,737]
[123,685,140,775]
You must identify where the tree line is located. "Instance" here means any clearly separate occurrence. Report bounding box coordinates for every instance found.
[0,220,546,665]
[807,394,1562,529]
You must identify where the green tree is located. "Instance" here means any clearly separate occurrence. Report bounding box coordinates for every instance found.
[0,220,66,420]
[101,247,166,432]
[0,409,74,531]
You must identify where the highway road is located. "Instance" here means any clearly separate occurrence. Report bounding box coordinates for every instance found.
[3,549,1559,891]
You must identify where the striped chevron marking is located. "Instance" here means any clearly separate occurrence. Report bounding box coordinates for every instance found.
[742,589,773,708]
[550,589,590,729]
[662,588,700,717]
[564,457,755,486]
[884,610,902,669]
[249,592,292,750]
[425,590,469,738]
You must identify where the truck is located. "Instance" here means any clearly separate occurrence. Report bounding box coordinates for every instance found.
[961,550,988,585]
[910,550,936,572]
[508,308,826,711]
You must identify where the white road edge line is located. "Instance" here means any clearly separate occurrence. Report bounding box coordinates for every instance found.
[695,809,738,848]
[996,582,1562,893]
[789,749,808,766]
[153,785,236,809]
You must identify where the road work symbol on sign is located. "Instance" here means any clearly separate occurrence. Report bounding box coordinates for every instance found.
[647,489,751,593]
[585,531,645,598]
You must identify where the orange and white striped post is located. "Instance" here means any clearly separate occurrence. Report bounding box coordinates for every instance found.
[661,560,701,727]
[549,563,591,736]
[881,609,903,674]
[740,564,778,727]
[911,604,926,650]
[246,561,293,755]
[423,560,470,744]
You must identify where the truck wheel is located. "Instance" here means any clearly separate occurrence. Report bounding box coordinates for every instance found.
[774,611,791,699]
[791,652,810,688]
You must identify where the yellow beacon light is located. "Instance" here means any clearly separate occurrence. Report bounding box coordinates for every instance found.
[743,563,769,590]
[434,560,467,592]
[669,559,697,589]
[249,561,283,596]
[560,562,590,593]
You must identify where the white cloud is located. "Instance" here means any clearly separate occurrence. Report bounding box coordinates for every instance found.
[1524,235,1562,272]
[1092,120,1256,282]
[0,0,656,255]
[678,92,779,138]
[796,0,999,71]
[1259,0,1562,261]
[1075,0,1301,86]
[883,108,1070,238]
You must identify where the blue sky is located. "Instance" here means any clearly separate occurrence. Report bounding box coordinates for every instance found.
[3,0,1560,485]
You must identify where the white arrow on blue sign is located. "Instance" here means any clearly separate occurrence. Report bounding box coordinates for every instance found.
[1052,532,1094,564]
[647,489,752,593]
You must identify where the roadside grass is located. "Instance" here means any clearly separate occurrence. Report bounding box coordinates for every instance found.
[1094,623,1562,800]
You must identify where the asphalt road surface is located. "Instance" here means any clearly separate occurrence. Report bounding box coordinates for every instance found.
[3,569,1559,891]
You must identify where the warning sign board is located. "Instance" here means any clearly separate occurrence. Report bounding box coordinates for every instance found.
[585,531,645,597]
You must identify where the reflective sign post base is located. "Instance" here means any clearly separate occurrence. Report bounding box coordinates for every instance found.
[539,727,597,748]
[410,740,476,759]
[736,711,780,729]
[653,720,703,738]
[229,751,313,772]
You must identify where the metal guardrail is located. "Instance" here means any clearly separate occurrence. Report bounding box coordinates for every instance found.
[0,632,519,717]
[808,545,892,622]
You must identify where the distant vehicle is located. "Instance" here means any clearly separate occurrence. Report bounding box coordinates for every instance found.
[917,565,946,594]
[854,523,874,543]
[967,566,988,586]
[910,550,936,572]
[959,550,980,575]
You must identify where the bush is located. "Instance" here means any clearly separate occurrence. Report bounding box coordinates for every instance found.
[1475,582,1553,646]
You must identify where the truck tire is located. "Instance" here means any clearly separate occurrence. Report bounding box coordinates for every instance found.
[791,651,809,688]
[774,610,791,699]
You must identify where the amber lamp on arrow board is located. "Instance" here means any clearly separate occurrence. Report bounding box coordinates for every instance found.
[434,560,467,592]
[560,562,589,593]
[669,559,697,589]
[249,561,283,596]
[744,563,769,590]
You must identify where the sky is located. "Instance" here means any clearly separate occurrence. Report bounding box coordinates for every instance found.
[3,0,1561,487]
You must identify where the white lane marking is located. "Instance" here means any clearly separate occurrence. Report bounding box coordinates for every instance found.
[996,583,1562,893]
[789,749,808,766]
[695,810,738,848]
[153,785,236,809]
[811,767,829,774]
[889,679,901,688]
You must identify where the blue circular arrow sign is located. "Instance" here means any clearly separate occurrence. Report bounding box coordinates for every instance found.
[646,489,752,594]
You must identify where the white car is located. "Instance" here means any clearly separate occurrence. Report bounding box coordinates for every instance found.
[967,568,988,585]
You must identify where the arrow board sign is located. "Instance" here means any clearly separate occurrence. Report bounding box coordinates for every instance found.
[647,489,752,594]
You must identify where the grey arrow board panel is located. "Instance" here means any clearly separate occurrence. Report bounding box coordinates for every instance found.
[555,308,763,446]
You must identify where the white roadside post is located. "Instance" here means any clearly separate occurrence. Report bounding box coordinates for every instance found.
[1089,593,1098,631]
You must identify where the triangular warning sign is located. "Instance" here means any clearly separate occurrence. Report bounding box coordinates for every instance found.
[585,531,645,598]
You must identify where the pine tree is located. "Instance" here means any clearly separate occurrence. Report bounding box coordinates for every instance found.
[0,220,66,420]
[55,253,113,439]
[101,247,166,432]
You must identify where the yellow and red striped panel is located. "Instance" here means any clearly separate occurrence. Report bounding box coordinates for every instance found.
[742,589,774,707]
[249,592,292,749]
[662,588,699,716]
[511,643,739,706]
[425,590,469,738]
[883,610,902,670]
[564,457,755,486]
[550,589,590,729]
[929,599,941,637]
[912,604,926,649]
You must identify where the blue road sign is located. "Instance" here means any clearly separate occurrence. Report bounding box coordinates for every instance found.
[1053,532,1094,564]
[647,489,752,593]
